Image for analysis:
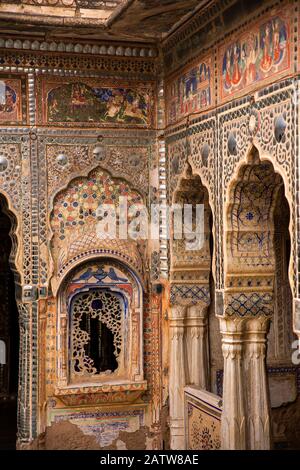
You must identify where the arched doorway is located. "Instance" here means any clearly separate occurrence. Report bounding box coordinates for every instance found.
[270,185,300,449]
[169,165,216,449]
[171,165,213,388]
[221,145,295,449]
[268,185,293,362]
[0,195,19,449]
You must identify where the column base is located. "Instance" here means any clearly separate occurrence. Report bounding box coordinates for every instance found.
[170,418,185,450]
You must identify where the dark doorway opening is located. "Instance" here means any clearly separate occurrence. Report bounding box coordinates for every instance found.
[0,197,18,450]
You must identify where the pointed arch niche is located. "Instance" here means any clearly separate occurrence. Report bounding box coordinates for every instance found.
[47,165,148,406]
[53,257,146,406]
[224,145,294,359]
[0,194,21,449]
[221,145,296,450]
[168,164,219,449]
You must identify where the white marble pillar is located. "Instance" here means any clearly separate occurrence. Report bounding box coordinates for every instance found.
[185,303,209,389]
[244,317,271,450]
[169,304,187,450]
[220,317,247,450]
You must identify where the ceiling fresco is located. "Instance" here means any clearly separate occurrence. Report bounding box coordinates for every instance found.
[0,0,205,42]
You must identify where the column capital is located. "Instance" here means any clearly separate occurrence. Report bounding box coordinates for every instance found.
[169,303,187,320]
[186,302,209,320]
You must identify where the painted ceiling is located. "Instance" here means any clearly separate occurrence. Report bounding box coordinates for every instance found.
[0,0,207,43]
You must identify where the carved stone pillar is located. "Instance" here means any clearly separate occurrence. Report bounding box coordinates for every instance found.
[244,317,271,450]
[219,317,247,450]
[294,298,300,346]
[169,304,186,450]
[185,303,209,388]
[17,302,31,444]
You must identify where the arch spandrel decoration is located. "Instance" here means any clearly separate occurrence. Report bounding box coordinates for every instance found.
[49,165,148,293]
[54,258,146,406]
[46,143,150,199]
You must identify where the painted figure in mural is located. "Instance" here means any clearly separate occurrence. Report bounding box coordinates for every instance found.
[0,82,18,121]
[272,18,287,64]
[260,22,273,72]
[105,91,124,120]
[244,35,258,85]
[123,92,148,124]
[224,49,232,90]
[71,84,89,111]
[232,45,242,85]
[199,63,206,83]
[200,89,207,107]
[47,82,150,125]
[4,88,16,113]
[273,19,281,64]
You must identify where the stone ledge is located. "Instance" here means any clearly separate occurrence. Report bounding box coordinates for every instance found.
[54,381,147,405]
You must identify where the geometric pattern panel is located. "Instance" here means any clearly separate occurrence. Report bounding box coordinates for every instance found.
[184,387,222,450]
[225,292,273,317]
[170,284,210,306]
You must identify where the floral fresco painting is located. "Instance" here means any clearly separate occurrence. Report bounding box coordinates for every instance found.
[0,79,22,124]
[166,56,213,124]
[44,81,153,127]
[220,14,290,100]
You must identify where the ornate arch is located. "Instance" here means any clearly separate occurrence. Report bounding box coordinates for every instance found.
[0,192,22,285]
[0,192,26,443]
[55,256,145,404]
[49,165,147,292]
[222,144,296,371]
[170,163,213,305]
[224,144,295,301]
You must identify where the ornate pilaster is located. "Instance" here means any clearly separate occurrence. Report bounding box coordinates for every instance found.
[219,317,246,450]
[244,317,271,450]
[17,302,31,443]
[220,290,273,450]
[169,304,186,450]
[185,303,209,388]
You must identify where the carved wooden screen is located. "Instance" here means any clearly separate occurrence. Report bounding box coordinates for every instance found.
[70,289,124,380]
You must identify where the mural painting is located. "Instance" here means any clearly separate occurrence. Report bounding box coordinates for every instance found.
[166,56,213,124]
[49,409,144,448]
[38,78,154,127]
[220,13,290,100]
[0,77,25,124]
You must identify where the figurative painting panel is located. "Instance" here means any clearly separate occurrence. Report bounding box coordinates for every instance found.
[219,12,291,101]
[0,75,26,125]
[166,56,213,125]
[38,77,154,127]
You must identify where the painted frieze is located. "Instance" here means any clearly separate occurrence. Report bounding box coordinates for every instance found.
[37,76,155,128]
[219,11,292,102]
